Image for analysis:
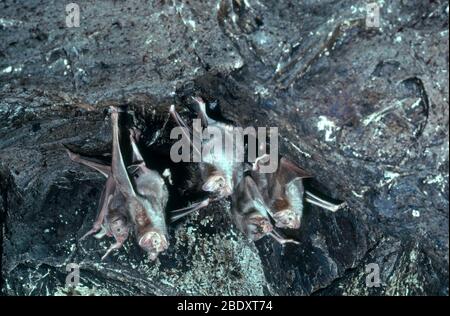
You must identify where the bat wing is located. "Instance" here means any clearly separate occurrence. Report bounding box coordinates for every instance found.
[280,157,313,178]
[110,107,137,198]
[65,146,111,178]
[278,157,313,182]
[169,198,210,223]
[169,105,202,159]
[80,176,115,240]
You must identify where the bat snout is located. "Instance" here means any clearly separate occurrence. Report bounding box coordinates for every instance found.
[109,216,130,242]
[202,174,232,198]
[139,231,169,260]
[273,209,301,229]
[247,215,273,240]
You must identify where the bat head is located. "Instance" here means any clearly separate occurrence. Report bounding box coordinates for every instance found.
[202,171,233,198]
[272,209,301,229]
[109,215,130,244]
[245,214,273,241]
[139,230,169,261]
[272,196,302,229]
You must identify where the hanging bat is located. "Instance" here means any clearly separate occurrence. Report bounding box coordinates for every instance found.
[66,149,131,260]
[169,96,244,201]
[231,175,299,244]
[66,107,170,260]
[252,155,346,229]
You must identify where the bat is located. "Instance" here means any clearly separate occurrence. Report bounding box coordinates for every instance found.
[66,149,131,260]
[66,107,170,261]
[169,97,244,201]
[231,175,299,244]
[252,155,346,229]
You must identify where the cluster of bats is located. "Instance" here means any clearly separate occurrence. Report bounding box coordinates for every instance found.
[66,97,345,261]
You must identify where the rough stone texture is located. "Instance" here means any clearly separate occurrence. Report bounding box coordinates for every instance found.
[0,0,448,295]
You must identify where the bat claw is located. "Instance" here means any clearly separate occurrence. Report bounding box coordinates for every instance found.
[139,231,168,260]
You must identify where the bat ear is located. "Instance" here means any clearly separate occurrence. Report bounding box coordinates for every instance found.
[280,157,313,179]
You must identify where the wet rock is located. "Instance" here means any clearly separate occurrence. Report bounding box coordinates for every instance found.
[0,0,448,295]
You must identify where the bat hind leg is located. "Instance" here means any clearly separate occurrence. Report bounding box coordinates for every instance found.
[305,191,346,212]
[129,128,145,164]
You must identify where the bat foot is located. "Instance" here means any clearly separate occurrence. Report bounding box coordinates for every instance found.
[335,201,347,211]
[101,241,123,261]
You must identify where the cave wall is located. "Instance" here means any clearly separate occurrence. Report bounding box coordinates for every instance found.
[0,0,448,295]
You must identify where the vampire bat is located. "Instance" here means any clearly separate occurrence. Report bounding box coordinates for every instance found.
[231,175,300,244]
[252,155,346,229]
[66,150,131,260]
[169,97,244,201]
[66,107,169,260]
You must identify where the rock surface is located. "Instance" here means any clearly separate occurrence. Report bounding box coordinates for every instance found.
[0,0,448,295]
